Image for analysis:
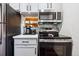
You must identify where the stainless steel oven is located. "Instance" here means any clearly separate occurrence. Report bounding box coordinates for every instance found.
[39,42,72,56]
[38,31,72,56]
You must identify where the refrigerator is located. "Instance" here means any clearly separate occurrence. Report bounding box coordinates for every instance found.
[0,3,21,56]
[0,3,6,56]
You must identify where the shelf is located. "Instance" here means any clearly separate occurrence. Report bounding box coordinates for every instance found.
[31,27,39,30]
[39,25,53,28]
[39,29,58,32]
[25,21,38,24]
[24,17,39,21]
[39,20,62,22]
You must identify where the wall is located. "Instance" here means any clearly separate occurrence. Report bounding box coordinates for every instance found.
[60,3,79,56]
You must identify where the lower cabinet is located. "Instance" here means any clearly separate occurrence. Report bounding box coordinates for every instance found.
[14,45,37,56]
[14,39,38,56]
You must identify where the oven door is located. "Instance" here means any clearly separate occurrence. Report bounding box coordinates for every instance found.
[39,42,67,56]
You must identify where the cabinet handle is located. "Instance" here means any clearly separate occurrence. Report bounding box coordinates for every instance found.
[47,3,49,8]
[27,6,28,11]
[50,3,52,8]
[22,41,29,43]
[30,5,31,11]
[35,48,36,55]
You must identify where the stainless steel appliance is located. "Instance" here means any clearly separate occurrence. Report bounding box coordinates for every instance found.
[39,11,62,32]
[0,3,21,56]
[39,42,72,56]
[39,32,72,56]
[0,3,6,56]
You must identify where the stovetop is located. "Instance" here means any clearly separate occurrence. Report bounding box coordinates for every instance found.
[39,31,72,42]
[39,34,72,42]
[39,35,72,39]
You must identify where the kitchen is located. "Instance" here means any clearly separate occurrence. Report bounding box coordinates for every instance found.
[0,3,72,56]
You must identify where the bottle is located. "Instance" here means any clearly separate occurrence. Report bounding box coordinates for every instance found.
[29,26,32,34]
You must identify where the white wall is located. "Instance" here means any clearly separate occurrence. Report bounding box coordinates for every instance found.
[60,3,79,56]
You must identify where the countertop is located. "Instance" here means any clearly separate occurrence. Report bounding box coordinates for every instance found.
[13,34,38,39]
[13,34,72,42]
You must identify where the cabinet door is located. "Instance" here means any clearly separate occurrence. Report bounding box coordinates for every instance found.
[52,3,62,11]
[9,3,20,11]
[39,3,47,10]
[20,3,28,12]
[30,3,38,12]
[14,46,37,56]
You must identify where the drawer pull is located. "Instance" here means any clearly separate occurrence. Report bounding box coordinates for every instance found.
[22,41,29,43]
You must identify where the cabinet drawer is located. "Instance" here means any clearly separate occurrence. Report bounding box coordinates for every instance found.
[14,39,37,44]
[15,44,37,47]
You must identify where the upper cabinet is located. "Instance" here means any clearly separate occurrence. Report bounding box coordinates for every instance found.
[38,3,62,12]
[38,3,47,10]
[29,3,38,12]
[20,3,38,12]
[9,3,63,12]
[9,3,20,11]
[20,3,28,12]
[52,3,63,12]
